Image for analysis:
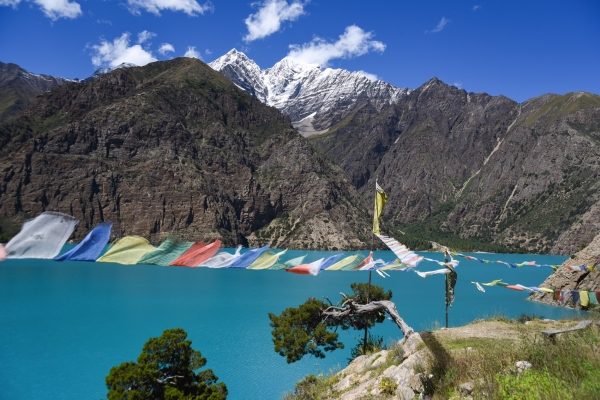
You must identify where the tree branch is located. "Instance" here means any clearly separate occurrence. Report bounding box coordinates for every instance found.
[322,294,414,338]
[157,375,185,385]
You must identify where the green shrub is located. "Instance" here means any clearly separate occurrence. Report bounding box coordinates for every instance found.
[379,376,397,395]
[348,334,387,363]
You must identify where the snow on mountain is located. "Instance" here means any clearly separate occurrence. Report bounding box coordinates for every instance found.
[83,63,137,82]
[0,61,74,121]
[209,49,409,135]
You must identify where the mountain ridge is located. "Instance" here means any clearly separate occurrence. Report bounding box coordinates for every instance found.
[209,49,409,135]
[0,61,72,122]
[0,58,374,249]
[308,77,600,254]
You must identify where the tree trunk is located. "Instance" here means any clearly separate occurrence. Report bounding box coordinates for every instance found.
[321,295,414,338]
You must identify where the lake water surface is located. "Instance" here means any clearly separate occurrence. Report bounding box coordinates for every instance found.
[0,248,585,399]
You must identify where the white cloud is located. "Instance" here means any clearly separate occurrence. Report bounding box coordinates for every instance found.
[158,43,175,55]
[453,82,462,89]
[137,30,156,44]
[426,17,450,34]
[205,49,212,55]
[0,0,21,6]
[244,0,305,42]
[96,19,112,25]
[357,71,379,81]
[90,32,157,68]
[126,0,213,16]
[183,46,201,59]
[287,25,386,67]
[1,0,82,20]
[473,5,481,11]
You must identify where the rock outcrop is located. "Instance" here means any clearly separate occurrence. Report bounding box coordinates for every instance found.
[530,231,600,308]
[0,58,372,249]
[328,333,431,400]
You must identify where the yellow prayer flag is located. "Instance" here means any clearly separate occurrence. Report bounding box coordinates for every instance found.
[580,291,590,307]
[373,181,387,234]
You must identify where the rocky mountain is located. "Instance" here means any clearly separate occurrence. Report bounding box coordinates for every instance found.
[310,79,600,254]
[82,62,137,83]
[0,61,72,122]
[209,49,409,135]
[530,231,600,308]
[0,58,373,249]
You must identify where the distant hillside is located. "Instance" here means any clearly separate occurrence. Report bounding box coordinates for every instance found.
[0,61,71,122]
[310,79,600,254]
[0,58,373,249]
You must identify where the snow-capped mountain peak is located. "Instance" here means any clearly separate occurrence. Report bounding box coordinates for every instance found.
[209,49,267,102]
[209,48,409,135]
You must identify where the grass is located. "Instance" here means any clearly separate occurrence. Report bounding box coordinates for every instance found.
[282,316,600,399]
[422,317,600,399]
[520,92,600,128]
[281,371,341,400]
[0,213,31,242]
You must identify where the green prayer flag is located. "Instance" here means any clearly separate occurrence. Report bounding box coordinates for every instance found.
[373,181,387,234]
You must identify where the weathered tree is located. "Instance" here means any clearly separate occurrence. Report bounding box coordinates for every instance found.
[106,328,227,400]
[269,283,414,363]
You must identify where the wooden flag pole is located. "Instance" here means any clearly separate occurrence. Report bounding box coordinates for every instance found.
[444,250,449,328]
[363,232,374,354]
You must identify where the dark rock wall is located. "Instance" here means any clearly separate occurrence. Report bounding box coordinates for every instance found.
[0,58,372,249]
[312,79,600,254]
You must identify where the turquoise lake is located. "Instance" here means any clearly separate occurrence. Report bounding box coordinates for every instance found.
[0,248,585,399]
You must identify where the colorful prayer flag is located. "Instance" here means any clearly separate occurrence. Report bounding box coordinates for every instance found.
[373,181,387,234]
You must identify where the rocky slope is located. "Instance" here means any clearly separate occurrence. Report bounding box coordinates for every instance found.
[310,79,600,254]
[530,231,600,308]
[0,58,372,249]
[0,61,71,122]
[286,318,592,399]
[209,49,409,135]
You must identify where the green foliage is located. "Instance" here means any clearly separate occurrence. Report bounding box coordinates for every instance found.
[398,220,514,253]
[269,284,392,364]
[269,298,343,364]
[0,213,30,242]
[422,321,600,399]
[495,369,572,400]
[379,376,398,395]
[105,328,227,400]
[348,334,387,362]
[343,283,392,332]
[282,372,340,400]
[515,313,544,324]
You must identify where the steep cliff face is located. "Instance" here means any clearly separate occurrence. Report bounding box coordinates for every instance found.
[0,58,372,249]
[311,79,600,253]
[0,61,71,122]
[530,231,600,308]
[450,91,600,252]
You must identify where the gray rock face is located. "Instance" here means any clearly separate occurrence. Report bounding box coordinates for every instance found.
[0,58,373,249]
[312,79,600,253]
[209,49,409,134]
[331,333,431,400]
[530,230,600,307]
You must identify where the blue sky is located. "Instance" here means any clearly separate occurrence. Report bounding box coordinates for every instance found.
[0,0,598,102]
